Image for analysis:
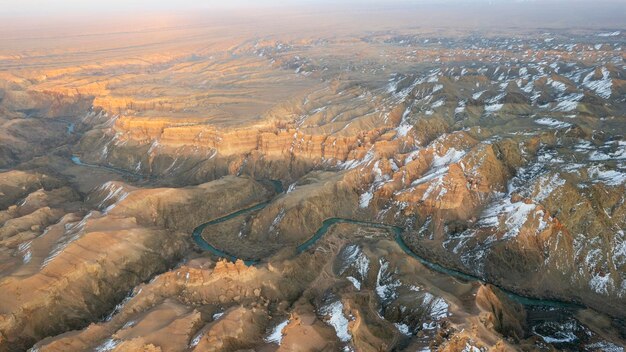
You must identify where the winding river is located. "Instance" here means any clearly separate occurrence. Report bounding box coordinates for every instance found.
[71,155,143,179]
[191,182,581,309]
[69,155,579,309]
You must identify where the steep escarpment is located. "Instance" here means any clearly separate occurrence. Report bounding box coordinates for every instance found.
[1,23,624,351]
[29,223,504,352]
[75,114,391,186]
[60,35,626,333]
[0,81,94,168]
[0,176,270,351]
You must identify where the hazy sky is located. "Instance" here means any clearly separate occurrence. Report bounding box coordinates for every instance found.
[0,0,624,34]
[3,0,321,15]
[2,0,623,16]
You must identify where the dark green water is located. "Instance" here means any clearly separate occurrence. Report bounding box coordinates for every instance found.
[71,155,143,179]
[67,156,582,310]
[192,197,580,309]
[191,201,269,266]
[190,179,283,266]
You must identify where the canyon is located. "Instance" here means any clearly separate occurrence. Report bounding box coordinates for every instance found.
[0,2,625,351]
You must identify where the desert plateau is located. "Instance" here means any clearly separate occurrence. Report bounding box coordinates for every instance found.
[0,1,625,351]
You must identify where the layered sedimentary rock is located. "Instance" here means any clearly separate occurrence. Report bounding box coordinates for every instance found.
[0,175,271,350]
[0,14,624,351]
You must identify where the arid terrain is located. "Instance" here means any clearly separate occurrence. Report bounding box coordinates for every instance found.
[0,2,625,351]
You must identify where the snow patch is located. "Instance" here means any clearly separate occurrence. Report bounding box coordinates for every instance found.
[432,148,466,169]
[484,103,503,113]
[586,341,624,352]
[583,67,612,99]
[320,301,351,342]
[472,90,486,100]
[18,241,32,264]
[394,323,411,336]
[42,213,93,268]
[597,31,621,37]
[588,165,626,186]
[534,174,566,202]
[338,244,370,283]
[94,339,120,352]
[265,319,289,345]
[359,191,373,208]
[534,117,572,129]
[376,259,401,303]
[423,292,449,320]
[461,343,482,352]
[396,123,413,137]
[347,276,361,290]
[532,320,579,344]
[479,198,537,240]
[590,273,612,295]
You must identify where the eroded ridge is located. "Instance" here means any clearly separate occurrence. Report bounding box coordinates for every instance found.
[0,5,624,351]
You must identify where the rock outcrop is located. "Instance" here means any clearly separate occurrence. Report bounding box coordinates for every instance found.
[1,14,625,351]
